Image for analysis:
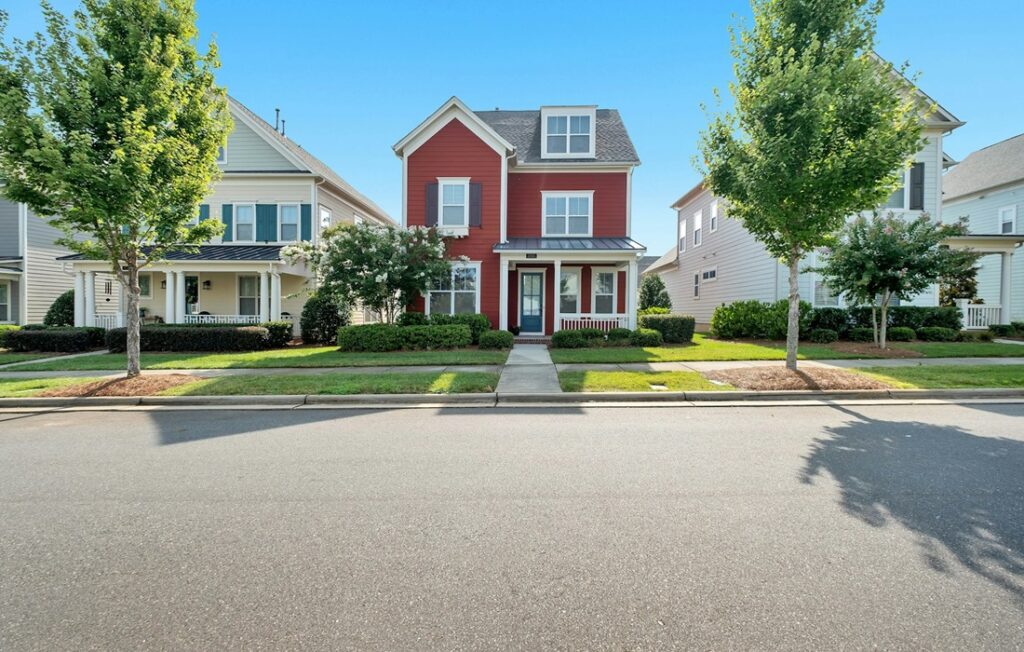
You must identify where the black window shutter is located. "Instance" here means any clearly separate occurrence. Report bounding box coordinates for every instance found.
[910,162,925,210]
[425,183,438,226]
[469,183,482,227]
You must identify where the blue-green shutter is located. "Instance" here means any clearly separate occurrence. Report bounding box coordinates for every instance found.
[221,204,233,241]
[198,204,210,222]
[300,204,312,241]
[256,204,277,242]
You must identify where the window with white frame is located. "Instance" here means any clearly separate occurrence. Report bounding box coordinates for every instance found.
[693,209,703,246]
[679,218,686,253]
[354,214,364,225]
[693,272,700,298]
[811,252,840,307]
[701,268,717,282]
[560,269,580,314]
[0,281,9,322]
[234,203,255,242]
[319,207,332,228]
[1000,206,1017,234]
[438,178,469,227]
[541,108,596,158]
[216,146,227,164]
[884,169,907,209]
[428,263,479,315]
[138,274,152,299]
[592,270,615,314]
[709,201,719,233]
[238,275,260,316]
[279,203,299,242]
[543,192,592,236]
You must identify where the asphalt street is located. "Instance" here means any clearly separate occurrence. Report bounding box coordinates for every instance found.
[1,403,1022,650]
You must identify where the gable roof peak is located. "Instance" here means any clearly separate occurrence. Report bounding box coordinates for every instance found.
[392,96,516,157]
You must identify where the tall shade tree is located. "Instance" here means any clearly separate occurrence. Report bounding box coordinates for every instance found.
[0,0,230,377]
[698,0,923,369]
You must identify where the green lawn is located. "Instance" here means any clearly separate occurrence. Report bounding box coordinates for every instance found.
[893,341,1024,358]
[0,352,50,366]
[558,370,733,392]
[162,371,499,396]
[0,346,508,372]
[853,364,1024,389]
[0,377,100,397]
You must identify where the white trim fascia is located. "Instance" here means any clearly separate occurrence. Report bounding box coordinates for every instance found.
[424,260,482,316]
[500,153,508,242]
[943,179,1024,206]
[626,167,633,237]
[541,190,595,237]
[401,153,409,228]
[540,106,596,159]
[393,97,515,157]
[492,249,646,259]
[228,100,310,171]
[511,163,637,172]
[516,266,547,334]
[590,266,618,315]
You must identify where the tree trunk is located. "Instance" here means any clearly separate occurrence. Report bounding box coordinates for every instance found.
[785,251,801,371]
[871,305,879,345]
[125,267,141,378]
[878,292,890,349]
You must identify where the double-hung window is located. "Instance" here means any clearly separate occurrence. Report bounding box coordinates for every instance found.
[319,207,332,228]
[541,108,596,158]
[438,178,469,227]
[592,270,616,314]
[560,269,580,314]
[884,163,925,211]
[811,253,840,307]
[0,281,9,322]
[693,209,703,246]
[679,218,686,253]
[234,203,256,242]
[428,263,480,315]
[693,273,700,298]
[216,146,227,164]
[709,201,719,233]
[238,275,260,316]
[138,274,152,299]
[543,192,592,236]
[279,203,299,242]
[1000,206,1017,234]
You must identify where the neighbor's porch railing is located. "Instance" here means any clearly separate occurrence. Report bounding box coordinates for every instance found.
[183,314,261,325]
[559,313,630,332]
[956,300,1002,330]
[92,313,122,330]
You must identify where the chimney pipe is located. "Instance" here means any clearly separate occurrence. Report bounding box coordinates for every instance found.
[275,108,280,132]
[281,119,286,137]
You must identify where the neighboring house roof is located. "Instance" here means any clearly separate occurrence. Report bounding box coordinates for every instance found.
[228,97,394,224]
[474,109,640,166]
[637,255,661,275]
[59,245,285,262]
[0,265,22,273]
[493,237,646,252]
[943,133,1024,201]
[670,181,706,210]
[642,246,678,276]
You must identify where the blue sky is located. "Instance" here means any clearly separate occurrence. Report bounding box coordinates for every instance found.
[6,0,1024,255]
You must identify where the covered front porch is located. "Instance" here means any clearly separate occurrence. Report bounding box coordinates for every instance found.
[944,234,1024,329]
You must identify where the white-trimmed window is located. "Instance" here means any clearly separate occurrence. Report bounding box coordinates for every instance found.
[319,207,332,228]
[238,275,260,316]
[701,268,717,282]
[1000,206,1017,234]
[0,280,10,323]
[428,262,480,315]
[438,178,469,227]
[884,169,908,210]
[678,217,686,253]
[138,273,152,299]
[234,203,255,242]
[216,146,227,165]
[709,201,719,233]
[592,269,616,314]
[541,107,596,158]
[543,192,592,236]
[560,269,580,314]
[811,252,840,307]
[279,203,299,242]
[693,209,703,246]
[693,272,700,298]
[354,214,364,225]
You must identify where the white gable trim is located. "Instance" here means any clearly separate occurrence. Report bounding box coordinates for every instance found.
[227,99,309,172]
[393,97,515,158]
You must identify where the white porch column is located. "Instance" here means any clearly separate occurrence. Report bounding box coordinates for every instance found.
[73,271,86,327]
[553,259,562,332]
[1000,251,1013,324]
[164,270,176,324]
[259,271,270,323]
[83,271,96,327]
[174,271,186,324]
[627,258,639,329]
[498,255,509,331]
[270,273,282,321]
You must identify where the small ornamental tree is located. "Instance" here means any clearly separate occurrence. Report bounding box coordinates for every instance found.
[284,222,451,325]
[698,0,924,369]
[814,213,978,347]
[0,1,231,377]
[939,265,980,307]
[639,275,672,311]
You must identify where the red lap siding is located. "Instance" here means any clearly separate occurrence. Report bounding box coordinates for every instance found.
[506,172,628,238]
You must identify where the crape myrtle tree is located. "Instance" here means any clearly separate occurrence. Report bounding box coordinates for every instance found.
[639,274,672,311]
[698,0,923,369]
[0,0,231,377]
[815,213,979,347]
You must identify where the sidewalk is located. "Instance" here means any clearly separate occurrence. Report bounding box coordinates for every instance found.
[494,344,561,393]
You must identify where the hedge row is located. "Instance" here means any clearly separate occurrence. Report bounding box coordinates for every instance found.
[337,324,472,352]
[989,322,1024,338]
[5,327,105,353]
[551,327,663,349]
[0,324,19,348]
[396,312,492,343]
[106,326,272,352]
[810,306,961,333]
[637,314,695,343]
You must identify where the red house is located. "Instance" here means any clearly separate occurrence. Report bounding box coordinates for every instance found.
[393,97,645,336]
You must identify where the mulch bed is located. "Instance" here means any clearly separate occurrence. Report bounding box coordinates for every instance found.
[705,367,893,391]
[39,374,199,397]
[823,341,921,358]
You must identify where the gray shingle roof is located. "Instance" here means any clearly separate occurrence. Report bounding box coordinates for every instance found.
[943,133,1024,201]
[493,237,645,252]
[58,245,285,262]
[474,109,639,165]
[641,247,678,276]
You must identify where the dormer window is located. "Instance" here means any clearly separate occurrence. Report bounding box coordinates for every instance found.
[541,107,596,159]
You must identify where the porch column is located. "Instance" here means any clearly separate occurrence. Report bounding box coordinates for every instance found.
[164,270,176,324]
[84,271,96,327]
[259,271,270,323]
[498,255,509,331]
[627,258,639,329]
[553,259,562,332]
[270,273,282,320]
[73,271,86,327]
[174,271,186,324]
[1000,251,1013,324]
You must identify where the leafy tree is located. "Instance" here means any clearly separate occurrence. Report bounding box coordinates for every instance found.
[698,0,923,369]
[814,213,978,347]
[43,289,75,327]
[938,265,979,306]
[284,223,451,325]
[639,274,672,311]
[0,1,231,377]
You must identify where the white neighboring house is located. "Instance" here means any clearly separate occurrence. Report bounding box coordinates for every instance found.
[941,133,1024,326]
[1,96,392,330]
[645,79,963,328]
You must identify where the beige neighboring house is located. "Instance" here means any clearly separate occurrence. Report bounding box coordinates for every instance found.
[12,95,393,331]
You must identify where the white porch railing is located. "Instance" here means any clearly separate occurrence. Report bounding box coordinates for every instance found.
[183,314,261,325]
[92,313,122,330]
[956,300,1002,330]
[560,313,630,332]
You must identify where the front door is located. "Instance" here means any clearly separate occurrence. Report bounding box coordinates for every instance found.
[185,275,200,315]
[520,272,543,334]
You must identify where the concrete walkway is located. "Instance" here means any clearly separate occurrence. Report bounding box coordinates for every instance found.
[555,357,1024,373]
[495,344,562,394]
[0,349,106,370]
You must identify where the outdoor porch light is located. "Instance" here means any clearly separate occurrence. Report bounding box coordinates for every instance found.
[160,280,166,289]
[202,280,212,290]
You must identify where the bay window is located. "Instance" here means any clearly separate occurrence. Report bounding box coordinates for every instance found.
[428,263,480,315]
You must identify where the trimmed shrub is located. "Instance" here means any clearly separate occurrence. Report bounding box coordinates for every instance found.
[847,306,962,331]
[711,299,811,340]
[809,307,850,335]
[607,327,632,342]
[809,328,839,344]
[20,323,48,331]
[576,327,605,341]
[43,290,75,327]
[637,306,670,316]
[336,324,403,352]
[478,330,514,350]
[849,327,875,343]
[1011,321,1024,335]
[638,314,695,344]
[400,325,472,350]
[917,326,958,342]
[261,321,293,348]
[0,324,19,348]
[300,292,350,345]
[989,324,1016,338]
[428,313,491,344]
[8,327,105,352]
[396,311,429,327]
[106,326,270,352]
[960,330,992,342]
[888,326,916,342]
[551,330,588,349]
[629,328,663,347]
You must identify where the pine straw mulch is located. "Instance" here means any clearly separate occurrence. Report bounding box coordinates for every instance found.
[38,374,199,397]
[705,367,893,391]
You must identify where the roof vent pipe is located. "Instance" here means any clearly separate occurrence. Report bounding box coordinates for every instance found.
[281,119,286,137]
[275,108,280,131]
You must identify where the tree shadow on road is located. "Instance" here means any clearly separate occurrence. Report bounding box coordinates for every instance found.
[800,404,1024,606]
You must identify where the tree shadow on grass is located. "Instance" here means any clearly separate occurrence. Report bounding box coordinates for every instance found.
[801,405,1024,606]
